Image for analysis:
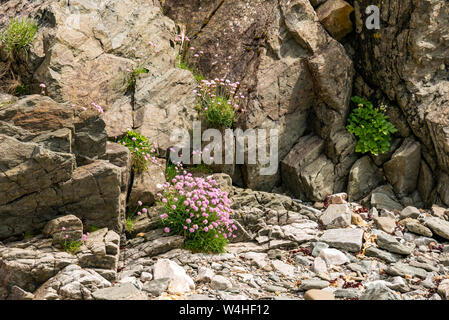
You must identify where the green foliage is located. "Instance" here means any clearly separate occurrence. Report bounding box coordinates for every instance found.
[126,216,135,232]
[176,55,204,82]
[346,96,397,156]
[116,130,158,173]
[62,240,83,255]
[199,95,236,129]
[187,163,213,175]
[89,225,101,232]
[183,228,228,254]
[165,162,179,181]
[126,66,148,91]
[0,17,37,55]
[14,83,29,96]
[125,201,149,232]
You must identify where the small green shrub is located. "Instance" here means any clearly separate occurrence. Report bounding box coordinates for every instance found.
[0,17,37,55]
[62,240,83,255]
[346,96,397,156]
[176,54,204,82]
[157,166,237,253]
[126,66,148,91]
[174,34,205,82]
[89,225,101,232]
[165,161,180,181]
[14,83,29,96]
[195,79,244,129]
[187,163,213,175]
[126,200,149,232]
[126,216,135,232]
[116,130,158,173]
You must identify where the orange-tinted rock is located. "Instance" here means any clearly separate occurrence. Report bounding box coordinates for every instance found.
[316,0,354,40]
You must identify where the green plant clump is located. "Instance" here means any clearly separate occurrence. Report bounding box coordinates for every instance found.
[126,66,148,91]
[346,96,397,156]
[62,240,83,255]
[195,80,245,129]
[116,130,158,173]
[125,201,150,232]
[158,165,237,253]
[0,17,37,55]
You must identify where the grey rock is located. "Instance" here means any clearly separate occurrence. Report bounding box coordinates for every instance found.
[386,263,427,279]
[92,283,147,300]
[33,265,111,300]
[365,247,401,264]
[299,279,330,291]
[383,138,421,196]
[142,278,170,296]
[43,215,84,244]
[347,156,384,201]
[211,275,233,291]
[319,204,352,229]
[334,288,362,299]
[196,267,215,283]
[319,228,363,252]
[319,248,350,266]
[361,282,402,300]
[400,206,421,219]
[425,217,449,240]
[312,242,329,257]
[403,219,433,237]
[374,230,413,255]
[386,277,411,293]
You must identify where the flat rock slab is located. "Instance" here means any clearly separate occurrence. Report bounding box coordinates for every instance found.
[92,283,147,300]
[319,228,363,252]
[374,230,413,255]
[386,263,427,279]
[425,217,449,240]
[365,247,401,264]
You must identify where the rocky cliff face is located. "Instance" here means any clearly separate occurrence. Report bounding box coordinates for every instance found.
[0,0,449,301]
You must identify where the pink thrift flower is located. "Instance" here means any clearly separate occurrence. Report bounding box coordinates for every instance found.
[164,227,170,233]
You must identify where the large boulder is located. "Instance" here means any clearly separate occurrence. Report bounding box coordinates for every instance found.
[347,156,384,201]
[316,0,354,40]
[383,138,421,197]
[134,68,198,155]
[281,134,334,201]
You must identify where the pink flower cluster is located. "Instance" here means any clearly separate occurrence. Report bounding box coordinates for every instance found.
[194,78,245,113]
[117,130,159,166]
[91,102,104,114]
[157,168,237,240]
[61,226,89,242]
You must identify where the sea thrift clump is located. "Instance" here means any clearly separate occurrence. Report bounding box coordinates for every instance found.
[126,200,150,232]
[60,226,89,255]
[116,129,158,173]
[158,170,237,253]
[174,32,204,81]
[195,79,245,128]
